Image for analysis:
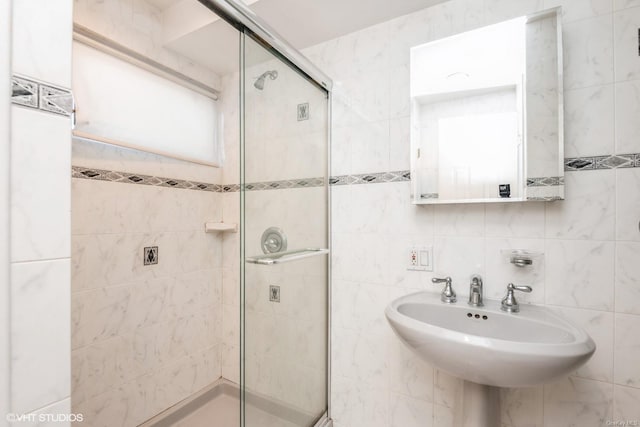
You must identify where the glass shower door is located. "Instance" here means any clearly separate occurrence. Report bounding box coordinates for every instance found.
[240,32,329,427]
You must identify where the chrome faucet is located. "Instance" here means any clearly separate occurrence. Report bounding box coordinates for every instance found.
[432,277,456,303]
[468,275,484,307]
[500,283,533,313]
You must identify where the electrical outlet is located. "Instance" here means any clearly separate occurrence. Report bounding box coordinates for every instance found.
[409,248,419,266]
[407,246,433,271]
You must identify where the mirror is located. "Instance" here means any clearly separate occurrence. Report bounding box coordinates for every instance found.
[410,8,564,204]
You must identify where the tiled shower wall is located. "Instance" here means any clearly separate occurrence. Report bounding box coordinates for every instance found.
[70,141,225,426]
[302,0,640,426]
[69,1,228,424]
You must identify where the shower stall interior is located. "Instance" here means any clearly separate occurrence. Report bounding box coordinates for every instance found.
[70,0,331,426]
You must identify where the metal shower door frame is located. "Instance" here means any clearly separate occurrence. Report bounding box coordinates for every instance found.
[239,29,333,426]
[202,0,332,424]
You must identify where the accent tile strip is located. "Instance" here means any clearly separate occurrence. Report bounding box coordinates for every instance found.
[526,176,564,187]
[72,166,325,193]
[72,166,222,192]
[243,177,324,191]
[11,74,73,117]
[330,170,411,186]
[73,152,640,193]
[420,193,439,199]
[565,154,638,171]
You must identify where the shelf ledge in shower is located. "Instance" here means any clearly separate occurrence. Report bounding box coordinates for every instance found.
[204,222,238,233]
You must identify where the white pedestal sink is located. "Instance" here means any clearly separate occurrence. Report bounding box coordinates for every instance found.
[385,291,596,426]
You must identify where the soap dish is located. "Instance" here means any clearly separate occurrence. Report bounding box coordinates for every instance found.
[501,249,543,267]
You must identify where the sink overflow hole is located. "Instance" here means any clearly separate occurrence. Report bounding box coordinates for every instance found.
[467,312,489,320]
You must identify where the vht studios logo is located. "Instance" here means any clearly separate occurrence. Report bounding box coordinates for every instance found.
[6,413,84,423]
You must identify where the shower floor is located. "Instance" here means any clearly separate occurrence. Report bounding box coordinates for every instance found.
[143,380,312,427]
[171,392,297,427]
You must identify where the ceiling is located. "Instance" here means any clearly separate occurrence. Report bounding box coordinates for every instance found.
[147,0,448,76]
[245,0,447,50]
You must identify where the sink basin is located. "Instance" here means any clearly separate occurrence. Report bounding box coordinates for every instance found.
[385,291,596,387]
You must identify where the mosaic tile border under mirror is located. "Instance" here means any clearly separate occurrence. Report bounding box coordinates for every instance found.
[565,154,640,170]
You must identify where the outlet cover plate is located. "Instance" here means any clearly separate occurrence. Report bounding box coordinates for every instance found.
[407,245,433,272]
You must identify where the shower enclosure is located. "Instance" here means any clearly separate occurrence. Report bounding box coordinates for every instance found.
[70,0,331,425]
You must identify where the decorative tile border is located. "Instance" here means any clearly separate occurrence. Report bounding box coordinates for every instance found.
[222,184,241,193]
[72,166,325,193]
[526,176,564,187]
[244,177,324,191]
[565,154,639,171]
[72,152,640,194]
[73,167,411,192]
[329,170,411,186]
[72,166,222,192]
[11,74,73,117]
[420,193,440,199]
[11,76,38,109]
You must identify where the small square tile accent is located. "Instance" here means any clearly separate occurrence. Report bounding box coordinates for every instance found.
[297,103,309,121]
[143,246,158,266]
[269,285,280,303]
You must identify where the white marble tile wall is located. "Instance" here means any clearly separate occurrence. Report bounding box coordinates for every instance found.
[71,146,225,426]
[243,58,328,183]
[301,0,640,425]
[9,0,74,423]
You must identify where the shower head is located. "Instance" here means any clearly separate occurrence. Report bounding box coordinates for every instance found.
[254,70,278,90]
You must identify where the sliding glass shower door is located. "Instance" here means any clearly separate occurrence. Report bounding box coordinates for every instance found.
[240,33,330,427]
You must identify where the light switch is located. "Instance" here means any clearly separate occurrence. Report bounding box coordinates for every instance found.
[420,250,430,267]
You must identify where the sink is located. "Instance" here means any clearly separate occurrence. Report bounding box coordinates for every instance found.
[385,291,596,388]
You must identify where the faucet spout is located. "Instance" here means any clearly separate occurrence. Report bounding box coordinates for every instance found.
[468,275,484,307]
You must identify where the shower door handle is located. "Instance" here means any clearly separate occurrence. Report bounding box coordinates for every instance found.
[246,248,329,265]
